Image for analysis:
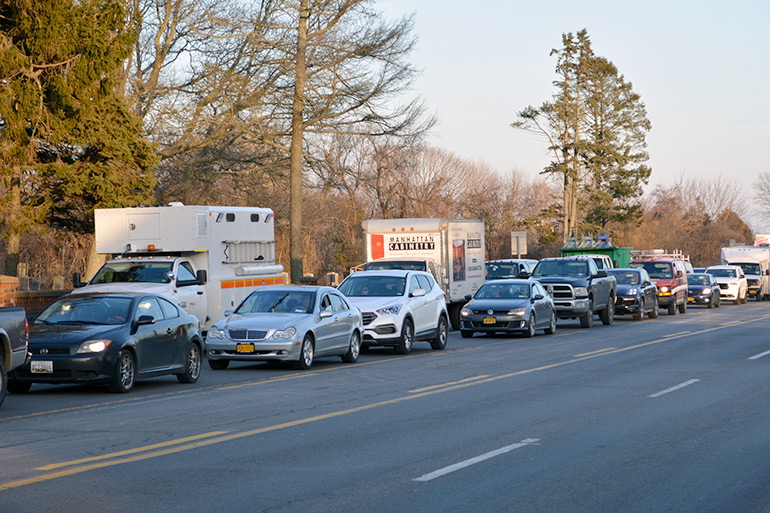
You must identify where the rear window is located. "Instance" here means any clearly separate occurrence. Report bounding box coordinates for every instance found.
[629,262,673,279]
[365,261,427,272]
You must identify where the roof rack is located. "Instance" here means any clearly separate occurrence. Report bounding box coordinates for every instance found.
[630,249,690,262]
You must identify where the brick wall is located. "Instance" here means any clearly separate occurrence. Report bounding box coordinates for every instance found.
[0,276,18,307]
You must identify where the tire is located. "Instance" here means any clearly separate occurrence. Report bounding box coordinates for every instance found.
[208,358,230,370]
[341,331,361,363]
[707,298,713,308]
[523,313,536,338]
[667,301,676,315]
[448,304,461,330]
[741,290,747,304]
[633,299,644,320]
[109,350,136,393]
[176,343,202,383]
[460,330,474,339]
[544,311,557,335]
[395,319,413,354]
[430,316,448,350]
[678,298,687,314]
[295,335,315,370]
[0,353,6,408]
[8,380,31,394]
[648,297,659,318]
[600,297,614,325]
[579,300,594,328]
[714,296,720,308]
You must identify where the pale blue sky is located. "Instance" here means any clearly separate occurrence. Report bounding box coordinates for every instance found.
[382,0,770,228]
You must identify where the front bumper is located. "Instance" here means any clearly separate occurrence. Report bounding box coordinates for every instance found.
[9,353,115,384]
[553,298,590,318]
[717,285,739,300]
[360,312,403,346]
[615,296,641,314]
[207,338,302,362]
[460,315,529,333]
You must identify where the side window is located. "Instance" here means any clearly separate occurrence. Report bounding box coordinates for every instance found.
[159,297,180,319]
[135,298,164,322]
[329,294,348,313]
[416,275,432,292]
[177,262,197,284]
[534,282,545,297]
[320,294,333,312]
[409,276,421,295]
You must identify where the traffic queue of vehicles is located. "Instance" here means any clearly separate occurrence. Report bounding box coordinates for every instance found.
[2,211,768,404]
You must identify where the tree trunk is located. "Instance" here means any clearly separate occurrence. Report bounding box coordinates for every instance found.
[289,0,309,284]
[4,166,22,277]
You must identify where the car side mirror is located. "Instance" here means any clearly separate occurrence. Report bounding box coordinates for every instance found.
[465,294,472,301]
[533,294,545,301]
[595,270,608,278]
[643,281,651,287]
[196,269,208,285]
[224,310,233,317]
[517,271,530,279]
[411,288,426,298]
[319,310,333,319]
[136,315,155,326]
[72,272,85,288]
[676,271,683,278]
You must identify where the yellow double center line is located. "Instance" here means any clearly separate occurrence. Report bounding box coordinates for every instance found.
[3,313,770,491]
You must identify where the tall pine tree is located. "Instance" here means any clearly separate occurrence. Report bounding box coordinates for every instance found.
[0,0,158,275]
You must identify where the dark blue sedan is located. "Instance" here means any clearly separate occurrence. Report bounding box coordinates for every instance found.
[687,273,721,308]
[8,292,203,393]
[460,279,556,338]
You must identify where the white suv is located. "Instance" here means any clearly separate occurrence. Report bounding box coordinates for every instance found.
[337,270,448,354]
[706,265,748,304]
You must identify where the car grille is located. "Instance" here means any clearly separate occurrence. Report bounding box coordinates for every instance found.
[748,279,760,287]
[228,329,268,340]
[718,284,728,290]
[546,284,574,299]
[470,320,512,328]
[30,347,70,355]
[469,309,510,315]
[362,312,377,326]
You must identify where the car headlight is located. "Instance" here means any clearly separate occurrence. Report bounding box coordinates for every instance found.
[207,326,225,339]
[272,327,297,339]
[573,287,588,297]
[461,308,471,317]
[77,340,110,353]
[508,308,527,317]
[376,304,401,316]
[625,288,638,296]
[659,286,669,293]
[702,288,712,295]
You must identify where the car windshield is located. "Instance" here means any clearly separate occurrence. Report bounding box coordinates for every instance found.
[608,271,640,285]
[731,263,760,275]
[338,275,406,297]
[629,262,673,279]
[365,261,426,271]
[35,296,133,325]
[91,262,174,284]
[532,260,589,278]
[485,263,519,279]
[237,291,316,314]
[707,268,737,278]
[476,283,529,299]
[687,274,711,285]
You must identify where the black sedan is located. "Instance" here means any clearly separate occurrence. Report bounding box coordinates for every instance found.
[459,279,556,338]
[687,273,721,308]
[607,268,659,320]
[8,292,203,393]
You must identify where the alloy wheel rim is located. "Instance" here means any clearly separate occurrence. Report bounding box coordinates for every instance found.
[351,333,360,359]
[303,340,314,365]
[188,346,201,379]
[120,354,134,389]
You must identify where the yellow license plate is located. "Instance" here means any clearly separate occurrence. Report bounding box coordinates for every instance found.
[236,343,255,353]
[483,317,496,324]
[687,297,694,302]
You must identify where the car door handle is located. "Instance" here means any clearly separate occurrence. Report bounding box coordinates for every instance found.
[197,291,204,295]
[166,328,173,334]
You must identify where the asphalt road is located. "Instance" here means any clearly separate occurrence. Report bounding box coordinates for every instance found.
[2,301,770,512]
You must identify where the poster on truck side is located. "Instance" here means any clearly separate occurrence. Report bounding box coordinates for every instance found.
[367,233,442,262]
[448,223,485,299]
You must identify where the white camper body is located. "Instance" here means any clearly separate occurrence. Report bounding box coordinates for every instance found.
[74,204,284,332]
[361,218,485,328]
[720,245,770,300]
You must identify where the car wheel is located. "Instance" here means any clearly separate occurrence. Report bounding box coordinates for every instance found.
[0,354,6,408]
[714,296,720,307]
[633,299,644,320]
[176,343,202,383]
[678,298,687,314]
[341,331,361,363]
[109,350,136,393]
[579,300,594,328]
[544,311,557,335]
[523,313,536,338]
[741,290,747,304]
[208,358,230,370]
[395,319,413,354]
[600,297,614,325]
[7,380,31,394]
[295,335,315,370]
[648,297,659,318]
[667,301,676,315]
[460,330,474,339]
[707,298,713,309]
[430,316,448,350]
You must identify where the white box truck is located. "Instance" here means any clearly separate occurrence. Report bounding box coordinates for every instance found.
[720,245,770,300]
[361,218,485,329]
[72,204,285,332]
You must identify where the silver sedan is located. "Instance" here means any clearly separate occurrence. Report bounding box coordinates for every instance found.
[206,286,363,370]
